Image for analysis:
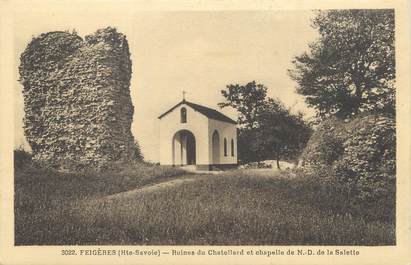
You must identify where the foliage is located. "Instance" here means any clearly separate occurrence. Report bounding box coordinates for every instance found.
[300,113,396,201]
[132,140,144,161]
[14,147,32,170]
[219,81,312,166]
[218,81,268,129]
[300,116,346,166]
[15,161,394,245]
[255,98,312,164]
[289,9,395,119]
[19,31,83,73]
[19,27,135,171]
[334,115,396,200]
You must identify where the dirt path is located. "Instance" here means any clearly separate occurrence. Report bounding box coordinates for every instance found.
[104,175,199,200]
[103,168,283,201]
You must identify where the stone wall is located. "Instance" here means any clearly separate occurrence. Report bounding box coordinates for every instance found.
[19,27,136,170]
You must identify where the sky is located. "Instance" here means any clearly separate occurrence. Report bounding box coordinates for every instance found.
[14,8,318,162]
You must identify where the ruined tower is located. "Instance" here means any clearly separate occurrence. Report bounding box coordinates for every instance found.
[19,27,136,170]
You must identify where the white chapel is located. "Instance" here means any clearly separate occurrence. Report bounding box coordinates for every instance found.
[158,98,238,170]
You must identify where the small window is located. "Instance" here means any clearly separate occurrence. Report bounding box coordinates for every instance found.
[231,139,234,156]
[181,107,187,123]
[224,138,227,156]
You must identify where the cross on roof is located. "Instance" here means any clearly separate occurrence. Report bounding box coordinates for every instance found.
[182,90,187,101]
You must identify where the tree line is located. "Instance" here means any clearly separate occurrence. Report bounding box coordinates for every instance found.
[219,9,395,167]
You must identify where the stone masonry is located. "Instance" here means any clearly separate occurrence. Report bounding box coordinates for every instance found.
[19,27,136,170]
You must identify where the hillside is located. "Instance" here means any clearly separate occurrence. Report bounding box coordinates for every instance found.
[14,157,394,245]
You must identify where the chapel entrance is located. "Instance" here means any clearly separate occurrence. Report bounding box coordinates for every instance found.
[172,130,196,166]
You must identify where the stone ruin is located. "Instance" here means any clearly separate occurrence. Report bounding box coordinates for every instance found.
[19,27,136,171]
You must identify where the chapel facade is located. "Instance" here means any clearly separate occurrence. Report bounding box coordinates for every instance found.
[158,99,238,170]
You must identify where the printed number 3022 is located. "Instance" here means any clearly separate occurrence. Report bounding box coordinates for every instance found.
[61,249,77,255]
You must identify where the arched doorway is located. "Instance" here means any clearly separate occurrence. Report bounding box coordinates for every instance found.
[172,130,196,166]
[212,130,220,164]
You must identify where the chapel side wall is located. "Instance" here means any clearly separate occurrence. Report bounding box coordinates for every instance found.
[159,104,210,165]
[208,119,237,165]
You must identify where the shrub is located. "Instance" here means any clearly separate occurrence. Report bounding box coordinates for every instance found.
[14,147,32,169]
[300,116,346,167]
[300,113,396,201]
[132,140,144,162]
[334,115,396,200]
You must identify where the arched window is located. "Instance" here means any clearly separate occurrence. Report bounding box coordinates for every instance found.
[231,139,234,156]
[180,107,187,123]
[224,138,227,156]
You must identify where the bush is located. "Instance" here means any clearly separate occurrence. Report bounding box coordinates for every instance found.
[300,116,346,166]
[132,140,144,162]
[334,115,396,200]
[300,113,396,201]
[14,147,32,169]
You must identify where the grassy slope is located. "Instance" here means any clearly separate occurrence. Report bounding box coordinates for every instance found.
[14,165,395,245]
[14,162,186,245]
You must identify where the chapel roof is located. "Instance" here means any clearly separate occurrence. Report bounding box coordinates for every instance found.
[158,99,237,124]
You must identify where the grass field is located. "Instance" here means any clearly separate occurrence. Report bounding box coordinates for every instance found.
[14,157,395,245]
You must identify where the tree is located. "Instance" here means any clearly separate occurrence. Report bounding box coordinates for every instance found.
[218,81,268,129]
[219,82,312,168]
[253,98,312,168]
[288,10,395,119]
